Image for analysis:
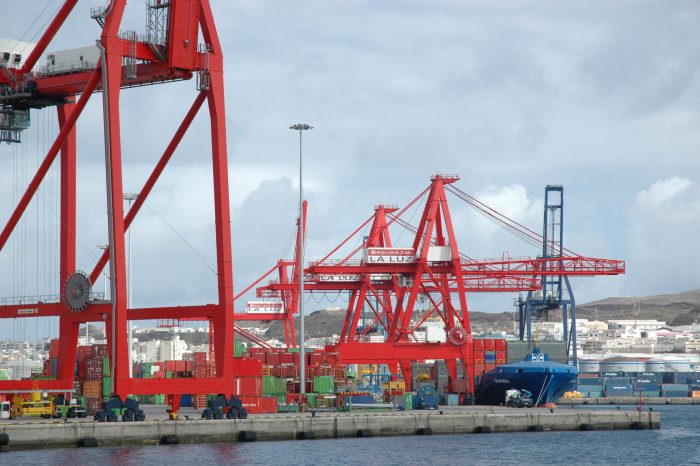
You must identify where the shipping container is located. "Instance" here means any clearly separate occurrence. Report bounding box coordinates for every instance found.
[313,376,335,394]
[403,392,413,410]
[49,339,60,359]
[262,376,276,395]
[234,377,262,396]
[82,380,102,399]
[578,377,603,386]
[235,358,263,377]
[234,340,246,358]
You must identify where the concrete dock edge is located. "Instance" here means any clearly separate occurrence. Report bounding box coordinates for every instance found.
[0,410,661,451]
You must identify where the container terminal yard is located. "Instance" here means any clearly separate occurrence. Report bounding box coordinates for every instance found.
[0,0,692,451]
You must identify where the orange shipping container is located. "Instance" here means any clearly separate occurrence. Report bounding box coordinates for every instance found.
[83,380,102,399]
[691,391,700,398]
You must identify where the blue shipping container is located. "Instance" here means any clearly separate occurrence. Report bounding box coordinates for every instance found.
[606,388,633,397]
[179,394,192,407]
[661,391,688,397]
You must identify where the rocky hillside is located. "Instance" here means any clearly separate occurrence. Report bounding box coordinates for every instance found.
[260,289,700,339]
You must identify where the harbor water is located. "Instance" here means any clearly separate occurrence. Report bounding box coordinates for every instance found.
[1,405,698,465]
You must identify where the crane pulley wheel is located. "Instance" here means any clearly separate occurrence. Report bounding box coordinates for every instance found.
[63,271,92,312]
[447,325,468,345]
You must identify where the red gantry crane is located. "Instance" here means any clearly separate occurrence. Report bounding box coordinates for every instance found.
[259,174,625,396]
[0,0,236,419]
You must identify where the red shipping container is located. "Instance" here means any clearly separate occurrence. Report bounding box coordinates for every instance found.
[234,377,262,396]
[309,352,324,367]
[496,358,506,365]
[279,353,294,365]
[193,395,208,409]
[49,339,60,358]
[495,339,507,352]
[484,339,496,351]
[94,344,108,358]
[474,362,485,376]
[235,358,263,377]
[237,396,263,413]
[260,396,277,413]
[472,339,484,351]
[473,350,485,362]
[77,346,95,361]
[266,353,280,366]
[484,362,496,373]
[164,361,177,372]
[326,352,340,365]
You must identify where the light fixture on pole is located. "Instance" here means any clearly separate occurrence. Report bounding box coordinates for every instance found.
[289,122,313,394]
[123,192,138,377]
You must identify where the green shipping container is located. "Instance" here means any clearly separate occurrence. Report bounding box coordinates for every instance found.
[166,371,173,379]
[234,340,246,358]
[103,377,111,397]
[305,393,316,408]
[275,378,286,395]
[313,376,334,394]
[102,357,110,377]
[287,347,299,353]
[263,376,277,395]
[277,395,286,404]
[403,393,413,410]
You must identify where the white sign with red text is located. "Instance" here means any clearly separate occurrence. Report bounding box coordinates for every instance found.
[364,247,415,264]
[246,302,285,313]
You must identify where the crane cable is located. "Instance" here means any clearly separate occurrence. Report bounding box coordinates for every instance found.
[143,198,217,274]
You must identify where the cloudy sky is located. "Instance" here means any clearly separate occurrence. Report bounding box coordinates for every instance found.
[0,1,699,339]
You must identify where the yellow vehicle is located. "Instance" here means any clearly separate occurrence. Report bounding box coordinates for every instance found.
[10,396,54,419]
[561,390,583,400]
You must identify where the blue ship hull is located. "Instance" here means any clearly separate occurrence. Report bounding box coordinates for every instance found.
[475,360,578,406]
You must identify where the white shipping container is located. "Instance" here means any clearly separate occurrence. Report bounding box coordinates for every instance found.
[427,246,452,261]
[45,45,100,74]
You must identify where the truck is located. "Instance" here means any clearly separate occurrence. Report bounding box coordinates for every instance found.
[10,397,54,419]
[53,394,87,419]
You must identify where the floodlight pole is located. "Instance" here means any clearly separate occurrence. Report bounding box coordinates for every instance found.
[289,123,313,394]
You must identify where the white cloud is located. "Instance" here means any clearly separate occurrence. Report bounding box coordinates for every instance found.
[624,177,700,295]
[635,176,691,208]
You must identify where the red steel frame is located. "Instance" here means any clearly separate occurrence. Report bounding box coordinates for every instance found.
[0,1,236,405]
